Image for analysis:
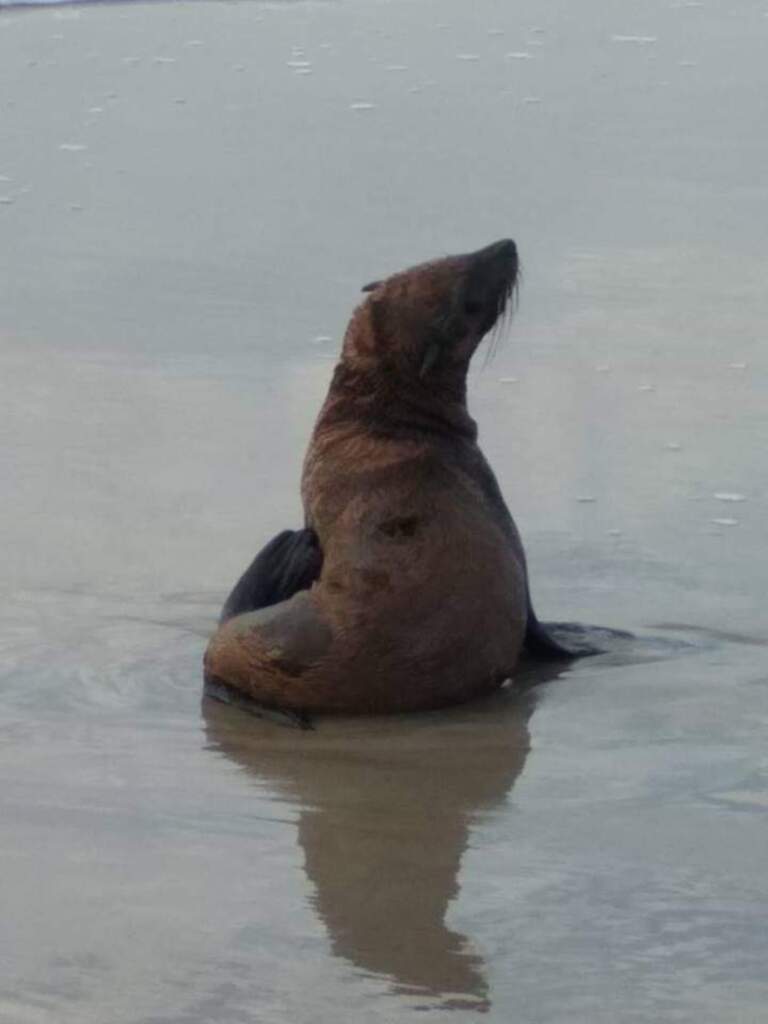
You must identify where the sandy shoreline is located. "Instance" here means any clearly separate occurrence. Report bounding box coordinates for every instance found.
[2,1,768,1021]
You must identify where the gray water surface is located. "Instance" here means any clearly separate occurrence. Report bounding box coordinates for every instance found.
[1,1,767,1021]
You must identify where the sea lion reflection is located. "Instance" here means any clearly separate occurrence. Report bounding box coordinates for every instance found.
[203,677,551,1010]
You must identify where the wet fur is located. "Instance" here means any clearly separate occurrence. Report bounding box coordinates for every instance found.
[205,240,593,716]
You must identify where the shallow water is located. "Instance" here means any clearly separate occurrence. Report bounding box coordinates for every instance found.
[1,1,767,1021]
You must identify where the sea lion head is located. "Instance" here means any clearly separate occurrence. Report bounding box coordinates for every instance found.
[346,239,518,381]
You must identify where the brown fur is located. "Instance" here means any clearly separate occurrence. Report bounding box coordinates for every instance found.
[205,240,528,713]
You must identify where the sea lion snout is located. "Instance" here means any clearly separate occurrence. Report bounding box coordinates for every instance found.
[473,237,517,267]
[462,238,518,332]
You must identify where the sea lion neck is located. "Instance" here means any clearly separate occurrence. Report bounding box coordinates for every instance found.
[313,297,477,442]
[316,358,479,444]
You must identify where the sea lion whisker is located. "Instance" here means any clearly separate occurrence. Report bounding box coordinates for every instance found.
[482,320,502,368]
[482,290,515,368]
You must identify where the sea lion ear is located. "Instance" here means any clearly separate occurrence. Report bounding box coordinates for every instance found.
[361,280,382,293]
[419,340,442,378]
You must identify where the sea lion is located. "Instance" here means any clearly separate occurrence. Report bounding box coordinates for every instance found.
[204,238,597,718]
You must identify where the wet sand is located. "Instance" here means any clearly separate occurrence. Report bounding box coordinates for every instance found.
[1,1,768,1021]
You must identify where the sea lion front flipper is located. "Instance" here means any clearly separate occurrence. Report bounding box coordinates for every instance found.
[219,528,323,625]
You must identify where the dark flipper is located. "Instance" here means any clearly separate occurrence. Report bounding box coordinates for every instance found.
[219,528,323,625]
[204,676,314,730]
[525,600,603,659]
[525,599,634,660]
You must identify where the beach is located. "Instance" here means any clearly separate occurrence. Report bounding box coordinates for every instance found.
[1,1,768,1021]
